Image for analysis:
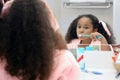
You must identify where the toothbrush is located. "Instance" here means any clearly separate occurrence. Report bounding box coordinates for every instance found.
[78,34,102,39]
[78,34,90,37]
[84,69,103,75]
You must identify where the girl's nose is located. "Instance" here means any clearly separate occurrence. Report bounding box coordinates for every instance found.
[79,28,84,33]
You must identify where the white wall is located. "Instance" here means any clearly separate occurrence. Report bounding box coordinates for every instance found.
[113,0,120,44]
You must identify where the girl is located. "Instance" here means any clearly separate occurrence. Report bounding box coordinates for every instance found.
[0,0,80,80]
[65,14,115,51]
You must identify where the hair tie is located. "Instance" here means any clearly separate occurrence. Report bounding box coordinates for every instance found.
[99,20,111,37]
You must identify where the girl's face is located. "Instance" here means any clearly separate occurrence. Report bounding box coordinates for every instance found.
[76,17,97,40]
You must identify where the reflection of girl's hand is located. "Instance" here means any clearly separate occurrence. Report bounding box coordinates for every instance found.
[90,32,110,51]
[90,32,104,41]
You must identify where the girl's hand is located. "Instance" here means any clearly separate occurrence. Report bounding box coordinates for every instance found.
[90,32,111,51]
[90,32,104,41]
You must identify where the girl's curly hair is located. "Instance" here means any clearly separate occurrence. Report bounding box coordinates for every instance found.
[0,0,56,80]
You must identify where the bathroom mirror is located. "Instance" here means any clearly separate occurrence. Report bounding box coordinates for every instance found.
[45,0,120,44]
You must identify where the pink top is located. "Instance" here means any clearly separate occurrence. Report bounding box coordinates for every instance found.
[0,50,80,80]
[49,49,80,80]
[0,0,14,18]
[67,39,101,49]
[0,59,19,80]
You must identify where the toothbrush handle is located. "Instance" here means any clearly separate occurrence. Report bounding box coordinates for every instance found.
[92,71,102,75]
[96,35,102,39]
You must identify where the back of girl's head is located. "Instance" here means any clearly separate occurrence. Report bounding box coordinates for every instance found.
[65,14,115,44]
[0,0,55,80]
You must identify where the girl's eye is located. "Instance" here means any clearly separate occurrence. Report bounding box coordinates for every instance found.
[84,27,89,29]
[77,25,81,28]
[83,25,90,29]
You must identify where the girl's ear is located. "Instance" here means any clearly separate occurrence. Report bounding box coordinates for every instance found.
[93,28,98,32]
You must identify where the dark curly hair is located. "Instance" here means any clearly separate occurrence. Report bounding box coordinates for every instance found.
[0,0,56,80]
[65,14,116,44]
[0,0,3,14]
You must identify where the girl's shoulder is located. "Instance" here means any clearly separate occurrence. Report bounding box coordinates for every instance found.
[67,39,80,49]
[50,49,80,80]
[0,59,19,80]
[54,49,77,65]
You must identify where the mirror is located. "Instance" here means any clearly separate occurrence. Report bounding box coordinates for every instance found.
[59,0,113,40]
[46,0,120,45]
